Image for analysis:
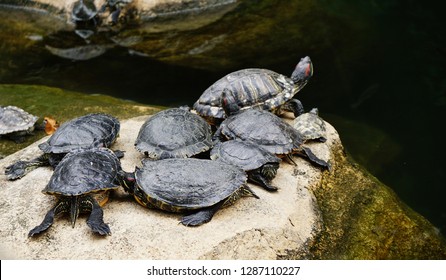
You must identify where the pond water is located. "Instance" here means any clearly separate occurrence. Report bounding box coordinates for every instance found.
[1,1,445,234]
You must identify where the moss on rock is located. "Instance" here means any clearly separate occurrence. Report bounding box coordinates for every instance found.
[309,144,446,259]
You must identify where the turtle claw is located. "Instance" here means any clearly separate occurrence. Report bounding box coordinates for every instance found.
[5,161,29,180]
[87,221,111,236]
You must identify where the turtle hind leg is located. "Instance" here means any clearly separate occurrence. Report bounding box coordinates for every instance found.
[298,146,331,170]
[181,201,225,227]
[83,196,111,236]
[28,198,70,237]
[4,154,49,180]
[248,169,278,192]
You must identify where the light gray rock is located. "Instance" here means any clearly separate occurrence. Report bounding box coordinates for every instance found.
[0,114,337,259]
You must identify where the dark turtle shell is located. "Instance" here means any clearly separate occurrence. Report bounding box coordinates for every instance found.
[44,147,122,195]
[0,106,38,135]
[210,140,281,171]
[134,108,213,159]
[38,113,120,154]
[218,109,302,155]
[134,158,247,211]
[193,56,312,120]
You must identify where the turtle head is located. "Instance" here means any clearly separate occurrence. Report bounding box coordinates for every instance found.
[291,56,313,86]
[222,89,240,117]
[119,170,136,194]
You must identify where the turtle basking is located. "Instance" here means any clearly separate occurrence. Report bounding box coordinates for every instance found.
[293,108,327,143]
[135,107,213,160]
[211,140,281,191]
[5,113,120,180]
[28,148,129,237]
[0,106,56,143]
[214,109,330,170]
[123,158,259,226]
[193,56,313,123]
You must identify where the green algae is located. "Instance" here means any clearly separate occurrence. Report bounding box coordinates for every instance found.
[0,84,162,157]
[308,144,446,259]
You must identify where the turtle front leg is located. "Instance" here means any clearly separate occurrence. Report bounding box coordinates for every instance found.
[28,198,70,237]
[83,196,111,236]
[5,154,50,180]
[282,98,305,117]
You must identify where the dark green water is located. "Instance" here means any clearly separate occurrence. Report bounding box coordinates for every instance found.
[1,1,445,233]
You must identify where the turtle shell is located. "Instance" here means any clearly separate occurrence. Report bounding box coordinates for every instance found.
[219,109,303,155]
[38,113,120,154]
[0,106,38,135]
[135,108,213,159]
[193,56,313,120]
[210,140,281,171]
[293,108,326,142]
[43,148,122,196]
[135,158,247,211]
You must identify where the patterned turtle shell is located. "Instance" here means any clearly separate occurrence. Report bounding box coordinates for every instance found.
[0,106,38,135]
[193,56,313,120]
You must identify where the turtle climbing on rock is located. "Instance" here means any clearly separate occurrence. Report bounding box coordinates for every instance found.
[123,158,259,226]
[211,140,281,191]
[293,108,327,143]
[193,56,313,123]
[135,107,213,160]
[28,148,131,237]
[5,113,120,180]
[214,108,330,170]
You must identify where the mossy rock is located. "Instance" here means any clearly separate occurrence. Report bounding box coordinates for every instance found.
[307,144,446,259]
[0,84,162,156]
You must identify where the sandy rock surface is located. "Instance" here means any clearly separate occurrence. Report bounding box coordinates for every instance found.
[0,114,337,259]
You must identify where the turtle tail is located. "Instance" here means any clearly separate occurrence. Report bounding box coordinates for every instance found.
[70,196,80,228]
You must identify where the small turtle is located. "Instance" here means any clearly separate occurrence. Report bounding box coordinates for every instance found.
[135,107,213,160]
[293,108,327,143]
[215,109,330,169]
[0,106,56,142]
[28,148,129,237]
[193,56,313,122]
[5,113,120,180]
[122,158,258,226]
[211,140,281,192]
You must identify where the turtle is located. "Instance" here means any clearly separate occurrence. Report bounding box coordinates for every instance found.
[193,56,313,123]
[5,113,120,180]
[214,109,330,170]
[293,108,327,143]
[0,106,56,143]
[135,107,213,160]
[210,140,281,192]
[28,147,129,237]
[122,158,259,226]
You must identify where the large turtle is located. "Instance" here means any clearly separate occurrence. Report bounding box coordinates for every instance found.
[122,158,259,226]
[214,109,330,169]
[193,56,313,123]
[0,106,55,142]
[293,108,327,143]
[135,107,213,160]
[210,140,281,192]
[5,113,120,180]
[28,147,129,237]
